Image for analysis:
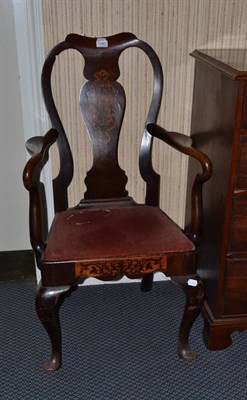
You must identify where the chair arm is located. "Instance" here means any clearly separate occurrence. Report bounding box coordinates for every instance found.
[23,129,57,190]
[23,129,58,258]
[146,123,212,245]
[25,136,50,157]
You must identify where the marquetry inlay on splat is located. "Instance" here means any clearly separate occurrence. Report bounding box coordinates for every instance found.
[41,32,163,208]
[80,68,128,199]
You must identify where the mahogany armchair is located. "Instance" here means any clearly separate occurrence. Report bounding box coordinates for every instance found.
[23,33,212,371]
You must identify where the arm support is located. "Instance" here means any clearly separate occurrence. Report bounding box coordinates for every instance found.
[147,123,212,245]
[23,129,58,259]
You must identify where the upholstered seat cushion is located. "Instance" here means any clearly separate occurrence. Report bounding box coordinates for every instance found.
[44,206,194,262]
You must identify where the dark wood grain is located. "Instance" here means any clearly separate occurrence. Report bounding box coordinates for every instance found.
[187,49,247,350]
[235,136,247,187]
[222,259,247,315]
[80,70,128,199]
[229,196,247,252]
[23,129,58,261]
[23,33,212,370]
[173,275,205,360]
[147,123,212,244]
[186,53,238,315]
[36,283,72,371]
[242,87,247,129]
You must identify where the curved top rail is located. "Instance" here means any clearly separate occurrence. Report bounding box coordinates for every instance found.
[41,32,163,210]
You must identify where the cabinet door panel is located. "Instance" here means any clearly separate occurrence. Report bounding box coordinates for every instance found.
[241,86,247,130]
[229,196,247,252]
[223,260,247,316]
[236,136,247,188]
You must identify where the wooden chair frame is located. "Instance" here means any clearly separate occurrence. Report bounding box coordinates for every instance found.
[23,33,212,371]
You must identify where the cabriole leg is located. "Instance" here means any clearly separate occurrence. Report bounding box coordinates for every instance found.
[141,273,154,292]
[172,275,204,360]
[36,282,71,371]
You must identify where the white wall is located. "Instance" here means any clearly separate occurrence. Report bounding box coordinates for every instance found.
[0,0,30,251]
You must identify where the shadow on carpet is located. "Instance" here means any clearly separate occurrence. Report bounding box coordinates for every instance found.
[0,281,247,400]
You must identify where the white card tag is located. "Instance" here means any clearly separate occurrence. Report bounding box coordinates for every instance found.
[187,279,198,287]
[96,37,108,48]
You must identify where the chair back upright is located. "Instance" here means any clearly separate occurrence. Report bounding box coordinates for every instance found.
[41,33,163,212]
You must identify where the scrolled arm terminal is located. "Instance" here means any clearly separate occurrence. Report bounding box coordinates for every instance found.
[23,128,58,258]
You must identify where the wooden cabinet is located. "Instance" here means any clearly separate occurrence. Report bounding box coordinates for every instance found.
[186,49,247,350]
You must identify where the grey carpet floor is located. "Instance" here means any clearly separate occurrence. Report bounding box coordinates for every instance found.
[0,280,247,400]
